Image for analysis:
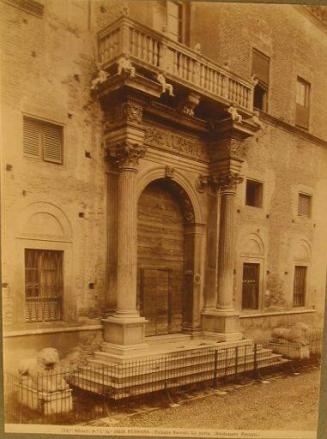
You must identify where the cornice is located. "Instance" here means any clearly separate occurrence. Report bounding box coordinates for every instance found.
[259,111,327,149]
[1,0,44,17]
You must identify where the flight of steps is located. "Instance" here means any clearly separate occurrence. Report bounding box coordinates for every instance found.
[69,340,287,400]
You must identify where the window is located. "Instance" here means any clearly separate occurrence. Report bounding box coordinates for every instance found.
[23,116,63,164]
[242,263,260,310]
[296,77,310,129]
[293,266,307,307]
[252,49,270,111]
[25,249,63,322]
[167,1,184,42]
[298,193,312,217]
[246,179,263,208]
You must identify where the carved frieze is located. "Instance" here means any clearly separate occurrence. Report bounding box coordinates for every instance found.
[209,138,249,162]
[144,126,208,162]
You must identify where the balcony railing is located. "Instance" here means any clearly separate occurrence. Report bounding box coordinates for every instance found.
[98,17,254,113]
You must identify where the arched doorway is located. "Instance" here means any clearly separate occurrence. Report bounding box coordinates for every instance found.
[137,179,194,336]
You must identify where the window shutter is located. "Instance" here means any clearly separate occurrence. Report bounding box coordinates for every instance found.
[252,49,270,86]
[23,117,41,158]
[42,123,63,164]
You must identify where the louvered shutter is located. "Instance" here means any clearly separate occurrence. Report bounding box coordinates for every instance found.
[23,117,42,158]
[42,122,63,164]
[252,49,270,86]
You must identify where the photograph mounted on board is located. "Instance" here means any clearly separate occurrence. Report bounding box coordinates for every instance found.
[1,1,326,438]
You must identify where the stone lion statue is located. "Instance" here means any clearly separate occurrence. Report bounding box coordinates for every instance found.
[18,347,69,393]
[272,322,311,346]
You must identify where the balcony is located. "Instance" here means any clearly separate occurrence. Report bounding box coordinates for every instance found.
[98,16,254,114]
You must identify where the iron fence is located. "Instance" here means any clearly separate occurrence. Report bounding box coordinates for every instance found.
[4,341,320,425]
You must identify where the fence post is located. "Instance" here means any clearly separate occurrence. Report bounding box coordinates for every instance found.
[234,346,239,380]
[253,343,258,379]
[213,349,218,388]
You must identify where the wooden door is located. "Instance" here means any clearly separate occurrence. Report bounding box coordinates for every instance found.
[242,263,260,310]
[137,180,185,336]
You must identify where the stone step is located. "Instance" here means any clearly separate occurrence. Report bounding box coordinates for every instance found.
[93,345,271,371]
[81,350,284,384]
[71,354,284,399]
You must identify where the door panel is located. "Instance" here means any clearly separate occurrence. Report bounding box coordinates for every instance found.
[138,180,184,336]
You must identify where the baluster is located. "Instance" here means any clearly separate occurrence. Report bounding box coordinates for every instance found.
[159,41,168,71]
[147,36,151,63]
[120,21,130,57]
[200,64,204,88]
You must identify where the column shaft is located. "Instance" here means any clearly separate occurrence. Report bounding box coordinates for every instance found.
[116,167,138,316]
[216,190,236,310]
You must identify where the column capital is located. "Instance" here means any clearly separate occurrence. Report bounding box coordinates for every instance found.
[106,141,147,171]
[197,171,243,194]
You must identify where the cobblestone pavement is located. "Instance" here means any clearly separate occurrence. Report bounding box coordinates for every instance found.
[87,367,321,431]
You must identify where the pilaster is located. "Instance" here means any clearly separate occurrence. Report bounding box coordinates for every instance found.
[102,98,148,354]
[202,114,260,341]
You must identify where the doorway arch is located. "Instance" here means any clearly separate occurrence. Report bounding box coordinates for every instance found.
[137,178,195,336]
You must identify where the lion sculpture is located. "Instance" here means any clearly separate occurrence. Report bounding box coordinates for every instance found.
[18,347,69,393]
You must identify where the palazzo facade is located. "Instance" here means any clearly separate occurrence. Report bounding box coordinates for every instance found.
[1,0,327,368]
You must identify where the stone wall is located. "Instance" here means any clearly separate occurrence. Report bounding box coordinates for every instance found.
[1,1,326,347]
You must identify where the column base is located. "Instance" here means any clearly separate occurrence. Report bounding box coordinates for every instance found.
[201,309,242,341]
[102,314,147,348]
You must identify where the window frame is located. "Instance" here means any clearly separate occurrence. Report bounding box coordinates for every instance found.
[298,192,312,218]
[166,0,188,44]
[293,265,307,308]
[251,48,270,112]
[241,262,261,311]
[295,76,311,130]
[245,179,264,208]
[24,248,64,322]
[23,115,64,165]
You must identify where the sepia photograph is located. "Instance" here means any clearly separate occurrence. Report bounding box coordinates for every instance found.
[0,1,326,438]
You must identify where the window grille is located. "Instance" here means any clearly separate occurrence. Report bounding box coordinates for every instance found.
[298,193,311,217]
[25,249,63,322]
[23,116,63,164]
[293,266,306,307]
[242,263,260,310]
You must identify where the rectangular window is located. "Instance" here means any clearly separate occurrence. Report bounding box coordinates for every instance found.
[296,77,310,129]
[242,263,260,310]
[293,266,307,307]
[252,49,270,111]
[246,179,263,208]
[167,1,183,42]
[298,193,312,217]
[23,116,63,164]
[25,249,63,322]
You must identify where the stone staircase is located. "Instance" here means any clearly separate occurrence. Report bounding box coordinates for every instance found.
[69,338,287,399]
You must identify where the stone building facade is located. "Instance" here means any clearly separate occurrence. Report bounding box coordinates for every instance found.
[1,0,326,369]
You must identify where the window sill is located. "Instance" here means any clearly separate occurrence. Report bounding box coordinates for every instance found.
[3,321,102,338]
[240,308,315,318]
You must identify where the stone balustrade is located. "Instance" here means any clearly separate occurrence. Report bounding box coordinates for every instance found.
[98,16,254,112]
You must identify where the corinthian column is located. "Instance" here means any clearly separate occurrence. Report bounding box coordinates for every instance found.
[102,99,149,356]
[114,145,145,317]
[216,173,242,311]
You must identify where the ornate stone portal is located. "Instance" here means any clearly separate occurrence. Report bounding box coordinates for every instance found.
[96,57,260,357]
